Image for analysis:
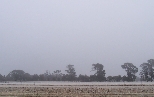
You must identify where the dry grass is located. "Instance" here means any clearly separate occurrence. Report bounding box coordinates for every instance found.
[0,84,154,97]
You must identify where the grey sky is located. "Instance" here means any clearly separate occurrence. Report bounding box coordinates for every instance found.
[0,1,154,76]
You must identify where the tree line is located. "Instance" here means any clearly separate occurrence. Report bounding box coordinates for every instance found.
[0,59,154,82]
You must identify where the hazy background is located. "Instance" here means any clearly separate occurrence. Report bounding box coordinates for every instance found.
[0,0,154,76]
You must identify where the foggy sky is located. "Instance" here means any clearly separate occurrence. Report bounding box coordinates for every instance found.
[0,1,154,76]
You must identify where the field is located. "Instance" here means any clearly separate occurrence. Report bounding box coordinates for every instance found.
[0,81,154,97]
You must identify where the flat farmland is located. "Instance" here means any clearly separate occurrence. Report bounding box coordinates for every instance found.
[0,81,154,97]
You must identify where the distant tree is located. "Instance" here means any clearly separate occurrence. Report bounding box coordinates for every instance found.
[39,74,45,81]
[107,75,121,82]
[43,70,52,81]
[91,63,106,81]
[122,75,127,82]
[121,63,138,81]
[135,76,140,81]
[107,76,113,82]
[6,70,26,81]
[61,74,68,81]
[113,75,122,82]
[0,74,5,81]
[89,74,97,81]
[78,74,90,82]
[65,64,76,81]
[23,73,31,81]
[52,70,63,81]
[31,74,40,81]
[140,59,154,82]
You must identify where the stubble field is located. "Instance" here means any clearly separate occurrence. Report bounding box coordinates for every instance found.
[0,81,154,97]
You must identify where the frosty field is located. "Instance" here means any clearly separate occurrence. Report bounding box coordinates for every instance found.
[0,81,154,97]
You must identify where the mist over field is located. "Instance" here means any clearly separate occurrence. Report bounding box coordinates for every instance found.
[0,1,154,79]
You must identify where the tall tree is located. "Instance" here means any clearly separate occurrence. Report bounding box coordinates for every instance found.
[65,64,76,81]
[121,63,138,81]
[140,59,154,82]
[91,63,106,81]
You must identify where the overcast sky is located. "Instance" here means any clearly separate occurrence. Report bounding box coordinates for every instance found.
[0,1,154,76]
